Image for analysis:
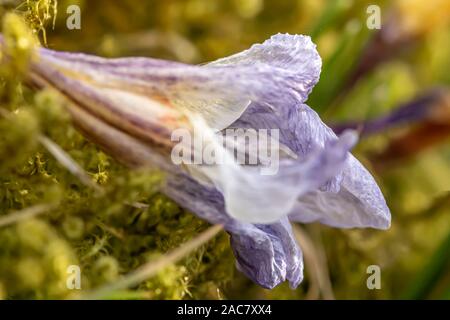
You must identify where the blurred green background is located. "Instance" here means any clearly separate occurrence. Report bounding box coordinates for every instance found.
[0,0,449,299]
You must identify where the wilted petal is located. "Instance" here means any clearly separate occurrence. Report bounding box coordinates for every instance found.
[207,33,322,105]
[37,33,320,131]
[252,217,303,288]
[230,224,289,289]
[187,114,358,223]
[35,33,344,225]
[33,34,352,225]
[164,174,303,289]
[229,219,303,289]
[232,102,391,229]
[48,107,304,288]
[291,154,391,229]
[30,59,184,149]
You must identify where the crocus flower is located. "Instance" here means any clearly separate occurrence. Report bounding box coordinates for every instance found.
[16,33,390,288]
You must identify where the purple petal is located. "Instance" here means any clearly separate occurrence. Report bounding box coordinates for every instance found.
[164,174,303,289]
[291,154,391,229]
[200,128,357,224]
[37,33,321,131]
[51,102,303,289]
[233,102,391,229]
[207,33,322,105]
[32,34,342,224]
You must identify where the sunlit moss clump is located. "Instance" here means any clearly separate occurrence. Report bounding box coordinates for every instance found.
[16,0,57,45]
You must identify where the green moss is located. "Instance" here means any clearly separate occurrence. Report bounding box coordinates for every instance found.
[1,13,37,73]
[0,109,40,172]
[0,218,77,298]
[16,0,57,45]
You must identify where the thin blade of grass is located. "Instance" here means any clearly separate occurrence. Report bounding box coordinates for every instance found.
[293,224,335,300]
[0,203,54,228]
[80,224,223,300]
[38,135,103,193]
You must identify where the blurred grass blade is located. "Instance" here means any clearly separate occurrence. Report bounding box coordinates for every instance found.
[309,20,372,114]
[308,0,351,39]
[403,231,450,299]
[0,203,54,228]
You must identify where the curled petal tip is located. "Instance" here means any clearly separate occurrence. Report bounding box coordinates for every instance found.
[339,129,359,149]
